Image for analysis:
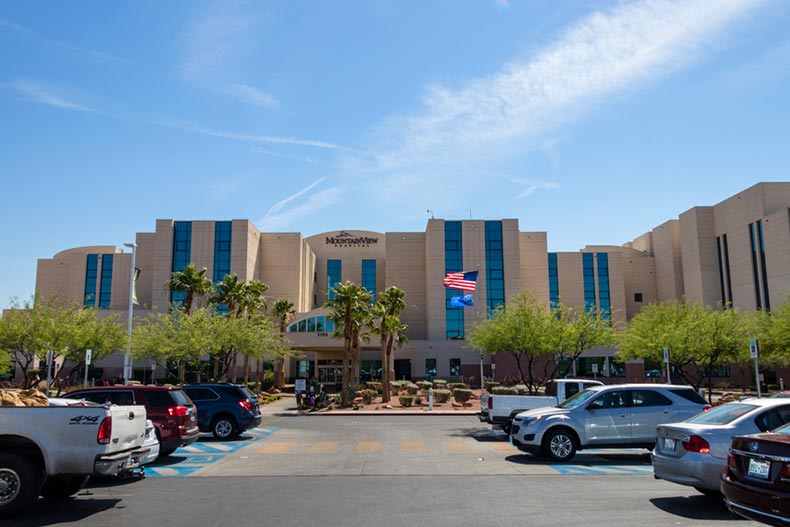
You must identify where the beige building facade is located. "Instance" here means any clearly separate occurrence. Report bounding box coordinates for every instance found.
[31,182,790,386]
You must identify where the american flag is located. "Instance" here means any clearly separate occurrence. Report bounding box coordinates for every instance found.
[443,271,478,292]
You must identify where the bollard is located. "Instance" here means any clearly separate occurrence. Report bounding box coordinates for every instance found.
[429,387,434,411]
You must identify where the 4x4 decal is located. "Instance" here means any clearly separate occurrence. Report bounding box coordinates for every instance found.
[69,415,100,425]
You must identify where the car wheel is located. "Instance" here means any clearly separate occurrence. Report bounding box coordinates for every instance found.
[40,475,90,499]
[501,422,511,435]
[0,453,44,519]
[542,428,577,462]
[159,448,177,457]
[211,416,237,440]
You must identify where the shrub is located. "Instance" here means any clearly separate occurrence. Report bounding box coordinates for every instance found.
[453,388,473,403]
[433,389,451,403]
[432,379,447,388]
[484,381,501,392]
[448,382,469,391]
[417,381,433,390]
[362,389,377,404]
[406,383,419,394]
[514,384,528,395]
[414,396,423,405]
[491,386,518,395]
[399,395,414,407]
[366,382,383,394]
[390,381,405,393]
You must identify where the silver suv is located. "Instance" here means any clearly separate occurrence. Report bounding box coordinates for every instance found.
[510,384,710,462]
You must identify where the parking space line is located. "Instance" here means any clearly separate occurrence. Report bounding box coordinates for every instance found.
[400,441,427,453]
[443,440,471,453]
[309,441,338,454]
[355,441,381,453]
[258,441,296,454]
[489,442,518,453]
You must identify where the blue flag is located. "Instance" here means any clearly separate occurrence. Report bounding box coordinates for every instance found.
[450,294,474,307]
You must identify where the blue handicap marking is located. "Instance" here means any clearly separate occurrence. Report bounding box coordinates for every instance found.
[145,426,279,478]
[550,464,653,475]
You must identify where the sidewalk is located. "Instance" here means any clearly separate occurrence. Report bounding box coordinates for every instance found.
[260,393,478,416]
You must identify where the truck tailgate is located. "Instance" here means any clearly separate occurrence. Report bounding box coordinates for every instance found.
[107,405,147,452]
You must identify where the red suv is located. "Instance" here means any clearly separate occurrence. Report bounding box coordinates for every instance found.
[65,385,200,456]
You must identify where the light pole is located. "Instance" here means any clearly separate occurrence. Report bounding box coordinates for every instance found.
[124,242,137,385]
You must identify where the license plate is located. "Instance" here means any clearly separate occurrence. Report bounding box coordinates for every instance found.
[664,438,676,452]
[748,458,770,479]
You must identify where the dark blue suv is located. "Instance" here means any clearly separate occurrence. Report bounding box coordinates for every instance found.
[182,383,262,439]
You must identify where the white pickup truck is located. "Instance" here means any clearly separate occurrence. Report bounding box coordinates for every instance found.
[0,402,149,518]
[478,379,604,434]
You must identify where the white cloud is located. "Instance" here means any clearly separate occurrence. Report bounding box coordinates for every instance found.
[180,1,263,79]
[257,179,343,231]
[507,178,561,199]
[371,0,768,171]
[3,80,100,113]
[174,122,342,150]
[251,148,318,164]
[0,17,125,62]
[224,83,279,108]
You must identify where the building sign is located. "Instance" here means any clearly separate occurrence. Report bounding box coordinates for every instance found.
[325,231,378,247]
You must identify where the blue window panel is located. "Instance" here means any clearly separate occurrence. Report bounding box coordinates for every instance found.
[213,221,232,283]
[325,318,334,333]
[485,221,505,313]
[362,259,377,303]
[170,221,192,307]
[84,254,98,307]
[316,316,325,332]
[288,323,297,332]
[327,259,342,300]
[548,253,559,308]
[307,317,316,332]
[298,319,307,332]
[98,254,113,309]
[445,221,465,338]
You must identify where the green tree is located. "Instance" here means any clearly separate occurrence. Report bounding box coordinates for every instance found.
[468,292,553,394]
[617,298,748,398]
[754,296,790,368]
[371,286,407,403]
[165,263,213,314]
[271,298,295,388]
[325,281,373,406]
[543,302,616,381]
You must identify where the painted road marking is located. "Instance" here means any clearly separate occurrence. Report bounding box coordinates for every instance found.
[258,441,296,454]
[490,442,518,453]
[401,441,427,453]
[443,441,471,453]
[146,427,279,478]
[355,441,381,453]
[309,441,338,454]
[549,464,653,475]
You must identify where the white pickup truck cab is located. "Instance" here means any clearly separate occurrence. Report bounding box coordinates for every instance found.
[0,403,148,518]
[478,379,604,434]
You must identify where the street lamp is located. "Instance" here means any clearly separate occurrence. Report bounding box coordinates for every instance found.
[123,242,137,384]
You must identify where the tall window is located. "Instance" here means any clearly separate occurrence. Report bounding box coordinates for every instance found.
[758,221,770,310]
[362,259,377,303]
[327,259,342,300]
[445,221,464,339]
[485,221,505,313]
[582,253,595,313]
[170,221,192,306]
[596,253,610,318]
[548,253,559,309]
[84,254,98,307]
[213,221,232,282]
[449,358,461,377]
[98,254,113,309]
[749,223,762,310]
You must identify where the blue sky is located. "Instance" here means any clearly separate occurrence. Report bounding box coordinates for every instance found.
[2,0,789,310]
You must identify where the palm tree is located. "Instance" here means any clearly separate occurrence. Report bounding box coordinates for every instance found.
[165,263,213,314]
[325,281,372,406]
[272,298,295,388]
[372,286,407,403]
[210,274,243,314]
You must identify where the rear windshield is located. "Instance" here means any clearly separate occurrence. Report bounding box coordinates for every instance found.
[669,388,707,405]
[219,385,253,399]
[686,403,756,425]
[170,389,193,406]
[145,390,192,407]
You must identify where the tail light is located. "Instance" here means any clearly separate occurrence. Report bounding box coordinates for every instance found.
[683,435,710,454]
[168,406,189,417]
[728,451,736,469]
[487,397,493,410]
[702,405,713,412]
[97,416,112,444]
[239,399,253,412]
[780,464,790,478]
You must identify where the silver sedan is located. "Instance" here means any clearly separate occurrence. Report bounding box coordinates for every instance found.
[652,398,790,495]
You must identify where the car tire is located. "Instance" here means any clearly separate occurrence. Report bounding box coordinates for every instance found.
[0,452,44,519]
[501,422,511,435]
[542,428,577,462]
[40,475,90,499]
[211,416,237,440]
